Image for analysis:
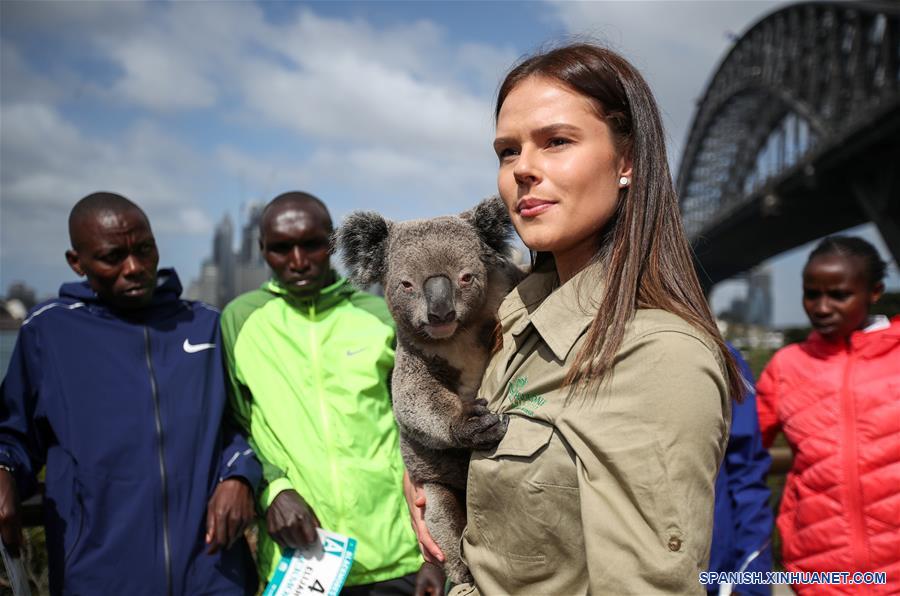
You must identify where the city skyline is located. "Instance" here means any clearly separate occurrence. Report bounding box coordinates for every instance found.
[186,202,270,308]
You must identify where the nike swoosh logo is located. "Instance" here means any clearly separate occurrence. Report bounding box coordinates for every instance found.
[346,348,367,356]
[183,339,216,353]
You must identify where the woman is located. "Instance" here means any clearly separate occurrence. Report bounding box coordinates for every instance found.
[757,236,899,594]
[407,42,742,594]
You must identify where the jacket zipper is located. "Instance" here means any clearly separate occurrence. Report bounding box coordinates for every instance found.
[63,491,85,566]
[144,326,173,596]
[840,345,870,570]
[308,302,342,525]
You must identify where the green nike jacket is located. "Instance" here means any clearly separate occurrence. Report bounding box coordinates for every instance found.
[221,276,421,586]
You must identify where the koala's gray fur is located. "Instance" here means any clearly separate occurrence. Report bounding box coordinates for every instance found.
[336,196,523,584]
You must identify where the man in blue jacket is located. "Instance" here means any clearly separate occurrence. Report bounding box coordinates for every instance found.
[706,346,774,595]
[0,192,261,595]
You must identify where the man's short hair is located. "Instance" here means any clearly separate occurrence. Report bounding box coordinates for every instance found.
[260,191,333,236]
[69,192,148,249]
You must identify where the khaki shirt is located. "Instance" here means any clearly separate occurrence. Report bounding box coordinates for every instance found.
[452,262,731,595]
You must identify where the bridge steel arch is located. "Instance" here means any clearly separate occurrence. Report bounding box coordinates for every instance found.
[677,1,900,287]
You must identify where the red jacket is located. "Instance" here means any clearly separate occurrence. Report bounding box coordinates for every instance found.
[757,316,900,594]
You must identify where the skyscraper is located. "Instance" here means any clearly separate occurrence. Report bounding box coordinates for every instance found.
[213,214,235,308]
[189,203,270,307]
[235,202,269,295]
[745,266,773,328]
[240,203,265,266]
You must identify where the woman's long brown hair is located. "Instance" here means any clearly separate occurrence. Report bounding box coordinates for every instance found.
[496,43,745,401]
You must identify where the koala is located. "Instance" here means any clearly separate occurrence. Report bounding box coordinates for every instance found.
[336,196,523,584]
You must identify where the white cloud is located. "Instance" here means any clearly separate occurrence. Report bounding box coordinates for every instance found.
[109,38,218,110]
[454,42,519,95]
[0,41,63,104]
[0,1,145,33]
[215,142,496,221]
[0,103,91,207]
[81,1,269,111]
[215,145,314,200]
[309,146,496,211]
[273,10,447,84]
[70,1,506,151]
[238,54,492,159]
[27,2,507,166]
[160,207,213,236]
[0,102,214,250]
[231,8,503,161]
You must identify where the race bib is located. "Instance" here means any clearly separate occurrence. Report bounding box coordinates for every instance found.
[263,529,356,596]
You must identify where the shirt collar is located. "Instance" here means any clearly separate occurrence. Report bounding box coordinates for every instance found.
[862,314,890,333]
[507,259,603,361]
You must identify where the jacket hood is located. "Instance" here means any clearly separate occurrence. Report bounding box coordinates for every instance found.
[59,267,183,310]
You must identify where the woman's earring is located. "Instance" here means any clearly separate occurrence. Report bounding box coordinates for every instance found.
[619,176,630,187]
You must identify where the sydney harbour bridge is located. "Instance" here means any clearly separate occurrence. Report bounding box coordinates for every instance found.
[677,1,900,288]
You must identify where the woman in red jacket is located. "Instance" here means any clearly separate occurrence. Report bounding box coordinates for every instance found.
[757,235,899,594]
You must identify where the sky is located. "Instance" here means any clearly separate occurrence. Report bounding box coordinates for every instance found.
[1,0,897,327]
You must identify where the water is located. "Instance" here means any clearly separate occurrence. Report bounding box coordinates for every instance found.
[1,329,19,378]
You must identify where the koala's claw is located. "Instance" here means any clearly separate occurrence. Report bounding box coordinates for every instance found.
[467,402,491,419]
[451,404,509,450]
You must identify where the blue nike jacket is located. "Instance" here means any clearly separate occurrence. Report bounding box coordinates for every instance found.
[0,269,261,595]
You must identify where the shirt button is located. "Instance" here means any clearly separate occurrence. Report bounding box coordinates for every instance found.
[668,536,682,552]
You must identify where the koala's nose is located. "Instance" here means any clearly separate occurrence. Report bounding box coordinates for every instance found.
[424,275,456,324]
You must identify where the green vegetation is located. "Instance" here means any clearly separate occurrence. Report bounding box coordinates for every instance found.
[742,347,777,379]
[0,520,49,595]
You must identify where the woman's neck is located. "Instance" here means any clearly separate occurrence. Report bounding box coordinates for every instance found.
[553,244,598,285]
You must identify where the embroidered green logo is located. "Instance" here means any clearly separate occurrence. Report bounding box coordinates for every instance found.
[505,376,545,415]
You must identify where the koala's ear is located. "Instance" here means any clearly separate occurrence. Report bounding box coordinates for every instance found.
[335,211,392,287]
[460,195,513,255]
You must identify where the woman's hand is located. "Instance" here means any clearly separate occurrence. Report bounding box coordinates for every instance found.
[402,471,445,564]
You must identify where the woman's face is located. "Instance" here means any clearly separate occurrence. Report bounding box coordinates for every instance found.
[802,254,883,342]
[494,76,631,279]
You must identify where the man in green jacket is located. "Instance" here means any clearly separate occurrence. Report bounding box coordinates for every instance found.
[221,192,436,595]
